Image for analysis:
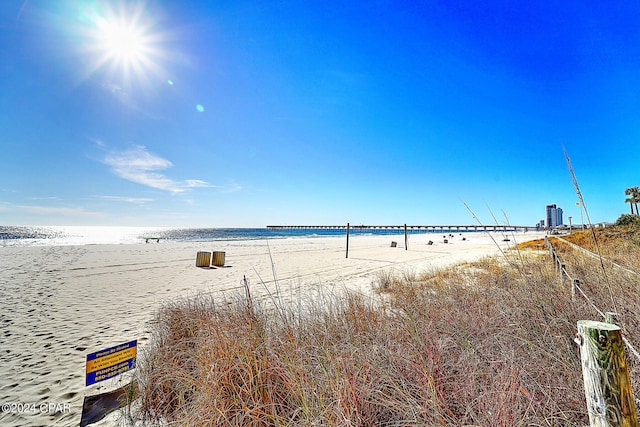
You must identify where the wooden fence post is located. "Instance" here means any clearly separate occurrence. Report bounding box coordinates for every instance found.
[572,278,579,301]
[605,312,619,325]
[404,224,408,251]
[577,320,638,426]
[346,222,350,259]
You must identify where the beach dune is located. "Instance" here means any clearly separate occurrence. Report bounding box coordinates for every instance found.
[0,231,543,426]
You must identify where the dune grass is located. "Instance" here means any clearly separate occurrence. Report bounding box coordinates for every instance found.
[132,227,640,426]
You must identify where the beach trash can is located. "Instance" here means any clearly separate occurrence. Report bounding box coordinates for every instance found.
[390,241,397,248]
[212,251,226,267]
[427,240,433,245]
[196,251,211,267]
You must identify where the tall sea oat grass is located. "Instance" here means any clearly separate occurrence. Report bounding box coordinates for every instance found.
[133,227,640,426]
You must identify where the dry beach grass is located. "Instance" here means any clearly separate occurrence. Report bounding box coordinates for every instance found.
[132,226,640,426]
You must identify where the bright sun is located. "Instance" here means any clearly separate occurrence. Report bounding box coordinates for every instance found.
[79,3,163,85]
[97,18,145,62]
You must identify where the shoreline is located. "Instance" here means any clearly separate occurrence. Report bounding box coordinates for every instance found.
[0,231,545,426]
[1,224,543,247]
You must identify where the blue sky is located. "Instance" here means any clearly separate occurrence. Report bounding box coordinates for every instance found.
[1,1,639,227]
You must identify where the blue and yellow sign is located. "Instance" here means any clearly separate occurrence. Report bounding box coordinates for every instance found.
[86,340,137,386]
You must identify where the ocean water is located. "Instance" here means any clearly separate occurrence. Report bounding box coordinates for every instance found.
[0,225,430,247]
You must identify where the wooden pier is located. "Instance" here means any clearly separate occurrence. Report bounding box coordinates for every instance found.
[267,224,538,233]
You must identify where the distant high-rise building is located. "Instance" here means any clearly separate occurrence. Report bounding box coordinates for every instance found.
[556,207,563,226]
[546,204,563,227]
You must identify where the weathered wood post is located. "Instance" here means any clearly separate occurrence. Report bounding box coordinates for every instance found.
[572,278,579,301]
[346,222,350,259]
[605,312,619,325]
[404,224,408,250]
[577,320,638,426]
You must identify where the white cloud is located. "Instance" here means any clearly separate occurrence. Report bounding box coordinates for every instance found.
[184,179,212,188]
[103,145,209,194]
[222,180,243,193]
[92,195,154,204]
[92,138,107,148]
[28,196,62,201]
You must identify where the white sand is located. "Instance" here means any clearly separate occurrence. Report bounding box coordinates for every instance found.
[0,231,545,426]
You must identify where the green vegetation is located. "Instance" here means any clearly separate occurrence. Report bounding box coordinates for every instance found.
[616,213,640,228]
[625,186,640,215]
[132,227,640,426]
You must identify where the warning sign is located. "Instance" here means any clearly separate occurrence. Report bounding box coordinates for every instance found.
[86,340,137,386]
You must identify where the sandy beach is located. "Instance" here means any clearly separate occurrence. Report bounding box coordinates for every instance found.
[0,231,545,426]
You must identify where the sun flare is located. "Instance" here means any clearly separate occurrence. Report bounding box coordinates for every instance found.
[97,17,146,63]
[78,2,164,86]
